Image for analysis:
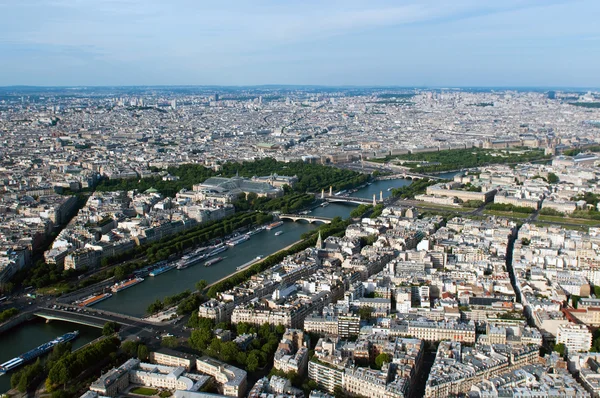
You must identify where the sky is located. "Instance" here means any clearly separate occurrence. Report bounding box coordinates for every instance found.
[0,0,599,87]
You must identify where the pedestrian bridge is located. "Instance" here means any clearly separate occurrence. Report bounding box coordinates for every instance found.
[278,214,333,224]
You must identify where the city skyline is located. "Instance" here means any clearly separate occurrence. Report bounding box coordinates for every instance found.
[1,0,599,87]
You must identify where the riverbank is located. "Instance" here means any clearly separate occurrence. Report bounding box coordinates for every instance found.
[205,239,303,291]
[0,311,34,336]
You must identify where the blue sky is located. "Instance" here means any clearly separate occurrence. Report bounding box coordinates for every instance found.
[0,0,599,87]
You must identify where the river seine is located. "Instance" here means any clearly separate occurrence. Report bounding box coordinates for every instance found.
[0,177,415,392]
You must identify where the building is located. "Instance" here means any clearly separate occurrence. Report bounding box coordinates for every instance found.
[150,348,196,371]
[193,176,284,200]
[273,329,309,376]
[64,247,101,270]
[89,358,138,397]
[195,356,247,398]
[308,358,345,393]
[556,323,592,354]
[426,183,496,203]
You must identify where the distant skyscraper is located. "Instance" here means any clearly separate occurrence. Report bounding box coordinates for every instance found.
[171,99,177,110]
[215,93,219,102]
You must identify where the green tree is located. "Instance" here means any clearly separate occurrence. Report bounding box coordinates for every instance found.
[220,341,240,363]
[189,328,213,351]
[113,265,126,281]
[246,351,260,372]
[375,353,392,369]
[554,343,566,356]
[358,306,374,321]
[275,324,286,335]
[195,279,208,291]
[161,336,179,348]
[137,344,149,361]
[122,341,139,357]
[334,385,347,398]
[102,321,120,336]
[547,172,559,184]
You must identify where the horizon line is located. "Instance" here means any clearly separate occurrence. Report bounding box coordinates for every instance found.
[1,84,599,91]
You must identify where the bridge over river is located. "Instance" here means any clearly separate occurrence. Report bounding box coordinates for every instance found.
[32,307,165,330]
[278,214,333,224]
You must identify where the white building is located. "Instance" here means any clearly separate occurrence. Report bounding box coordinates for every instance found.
[556,323,592,354]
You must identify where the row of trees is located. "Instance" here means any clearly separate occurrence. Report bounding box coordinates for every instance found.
[382,147,550,173]
[232,192,315,214]
[147,290,192,314]
[486,203,535,214]
[350,204,373,218]
[46,337,121,391]
[80,212,272,291]
[107,211,272,270]
[10,358,43,393]
[0,307,18,323]
[370,204,385,218]
[121,340,150,361]
[97,158,369,198]
[391,178,438,199]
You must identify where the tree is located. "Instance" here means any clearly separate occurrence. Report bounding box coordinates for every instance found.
[554,343,566,356]
[220,341,240,363]
[161,336,178,348]
[137,344,149,361]
[236,322,250,335]
[358,306,374,321]
[334,385,347,398]
[122,341,139,357]
[102,321,120,336]
[113,265,126,281]
[189,328,212,351]
[246,351,260,372]
[375,353,392,369]
[195,279,208,291]
[275,324,286,335]
[547,172,559,184]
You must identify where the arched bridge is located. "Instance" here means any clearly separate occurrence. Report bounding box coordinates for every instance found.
[323,196,383,205]
[278,214,333,224]
[33,307,159,330]
[377,173,443,181]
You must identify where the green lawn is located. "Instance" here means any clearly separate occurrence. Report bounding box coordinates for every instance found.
[37,283,72,295]
[418,203,468,211]
[483,210,530,219]
[534,222,588,232]
[159,392,172,398]
[131,387,159,396]
[537,215,600,226]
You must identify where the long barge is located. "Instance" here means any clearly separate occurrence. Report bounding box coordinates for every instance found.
[0,331,79,375]
[236,255,264,271]
[177,252,208,270]
[77,292,112,307]
[207,245,227,258]
[111,277,144,293]
[226,234,250,247]
[204,257,223,267]
[149,264,175,277]
[246,226,265,236]
[266,221,283,230]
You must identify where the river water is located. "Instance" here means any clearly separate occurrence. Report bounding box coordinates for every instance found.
[0,319,101,392]
[0,177,418,393]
